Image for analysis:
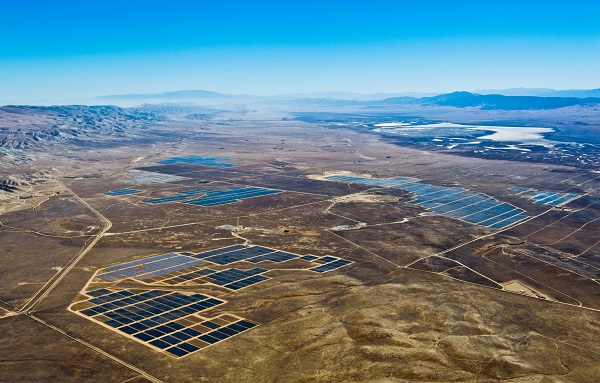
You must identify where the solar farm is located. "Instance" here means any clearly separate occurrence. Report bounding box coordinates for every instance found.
[143,187,281,206]
[127,170,190,185]
[71,288,257,358]
[325,174,528,229]
[512,187,581,206]
[74,245,353,358]
[105,184,282,207]
[157,155,237,168]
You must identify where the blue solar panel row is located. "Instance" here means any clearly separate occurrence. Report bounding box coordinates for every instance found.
[157,155,237,168]
[191,245,354,274]
[325,175,528,230]
[512,187,580,207]
[185,187,281,206]
[192,244,248,259]
[106,253,179,272]
[326,175,417,187]
[141,186,281,206]
[105,189,142,196]
[192,319,257,348]
[86,288,112,297]
[205,267,267,286]
[98,254,205,282]
[309,259,353,273]
[225,275,269,290]
[158,266,270,290]
[75,288,260,358]
[246,251,298,263]
[408,190,527,229]
[203,246,278,265]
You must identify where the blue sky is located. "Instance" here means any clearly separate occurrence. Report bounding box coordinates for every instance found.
[1,0,599,103]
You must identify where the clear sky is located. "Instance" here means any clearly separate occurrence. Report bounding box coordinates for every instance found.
[1,0,600,103]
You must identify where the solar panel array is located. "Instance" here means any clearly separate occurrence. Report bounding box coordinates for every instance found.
[158,155,237,168]
[105,189,141,196]
[98,253,205,282]
[325,175,528,230]
[78,246,355,358]
[73,288,257,358]
[128,171,189,185]
[192,245,353,273]
[95,246,353,289]
[512,187,580,207]
[309,258,352,273]
[141,186,281,206]
[326,175,417,187]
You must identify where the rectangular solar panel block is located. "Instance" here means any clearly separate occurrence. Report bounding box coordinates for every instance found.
[87,288,112,297]
[134,332,154,342]
[182,328,201,337]
[130,322,149,332]
[193,245,248,259]
[459,204,504,221]
[248,275,269,283]
[166,347,189,357]
[547,195,575,206]
[479,209,522,226]
[172,331,193,341]
[155,325,177,334]
[92,306,109,314]
[80,309,97,317]
[318,256,338,263]
[489,214,528,229]
[224,282,243,290]
[236,320,257,329]
[153,316,171,325]
[150,339,171,349]
[199,334,220,344]
[207,330,229,340]
[430,195,487,214]
[532,192,556,201]
[119,326,138,335]
[178,342,200,353]
[104,320,122,328]
[202,321,220,329]
[169,322,185,331]
[467,204,514,223]
[205,298,224,305]
[218,327,238,336]
[139,319,160,327]
[160,335,181,345]
[227,323,246,332]
[444,201,493,218]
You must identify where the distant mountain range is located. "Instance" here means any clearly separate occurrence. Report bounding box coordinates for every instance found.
[377,91,600,110]
[474,88,600,98]
[95,89,600,110]
[273,91,438,101]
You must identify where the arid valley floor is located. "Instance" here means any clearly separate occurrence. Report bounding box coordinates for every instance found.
[1,102,599,382]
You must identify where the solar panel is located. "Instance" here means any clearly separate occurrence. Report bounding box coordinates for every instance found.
[73,288,261,357]
[309,259,352,273]
[105,189,142,196]
[98,253,206,282]
[325,175,530,229]
[157,155,237,168]
[192,244,248,259]
[511,187,580,207]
